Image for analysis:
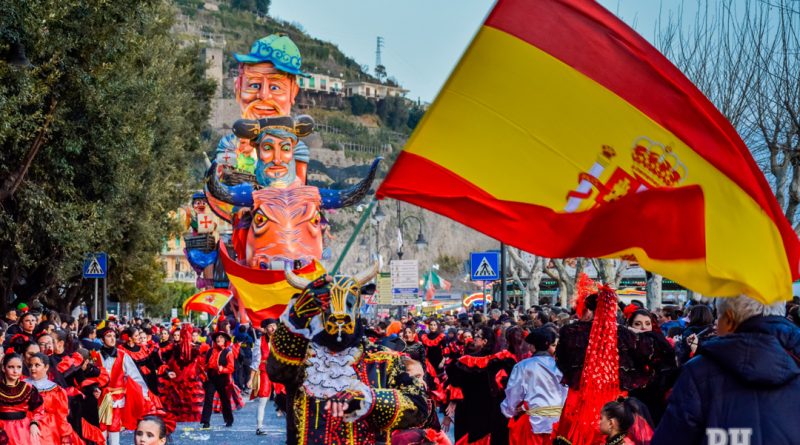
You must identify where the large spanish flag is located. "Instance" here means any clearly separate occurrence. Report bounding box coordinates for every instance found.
[219,243,326,325]
[377,0,800,303]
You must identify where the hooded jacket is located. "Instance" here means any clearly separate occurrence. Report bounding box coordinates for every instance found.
[652,316,800,445]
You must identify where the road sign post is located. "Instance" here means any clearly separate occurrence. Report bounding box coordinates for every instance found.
[83,253,108,320]
[94,279,99,320]
[482,281,487,315]
[471,252,500,314]
[470,252,500,281]
[390,260,420,307]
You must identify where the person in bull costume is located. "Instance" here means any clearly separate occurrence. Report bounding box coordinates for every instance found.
[267,265,430,445]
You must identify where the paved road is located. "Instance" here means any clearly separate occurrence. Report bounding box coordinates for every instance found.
[120,396,456,444]
[121,397,290,444]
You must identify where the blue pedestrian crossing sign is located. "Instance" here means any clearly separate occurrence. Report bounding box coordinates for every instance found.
[83,253,107,278]
[470,251,500,281]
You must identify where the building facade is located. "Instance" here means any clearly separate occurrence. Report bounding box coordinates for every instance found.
[344,81,409,99]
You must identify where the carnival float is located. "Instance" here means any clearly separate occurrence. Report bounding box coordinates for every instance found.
[182,34,381,324]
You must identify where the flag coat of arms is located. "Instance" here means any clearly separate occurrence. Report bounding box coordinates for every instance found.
[377,0,800,303]
[183,288,233,316]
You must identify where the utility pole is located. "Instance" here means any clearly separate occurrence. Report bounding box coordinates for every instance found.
[375,36,386,80]
[500,242,508,311]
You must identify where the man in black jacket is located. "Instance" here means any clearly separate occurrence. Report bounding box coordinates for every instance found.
[652,295,800,445]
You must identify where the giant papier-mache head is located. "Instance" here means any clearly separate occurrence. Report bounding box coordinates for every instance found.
[206,115,383,213]
[285,264,378,349]
[234,33,308,119]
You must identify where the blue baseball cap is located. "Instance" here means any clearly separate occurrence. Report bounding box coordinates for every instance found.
[234,33,310,77]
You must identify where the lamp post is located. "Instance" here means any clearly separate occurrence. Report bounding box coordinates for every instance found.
[395,201,428,260]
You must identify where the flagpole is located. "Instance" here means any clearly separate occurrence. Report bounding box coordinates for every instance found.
[332,200,376,275]
[204,294,233,331]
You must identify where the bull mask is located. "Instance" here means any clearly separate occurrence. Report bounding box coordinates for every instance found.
[286,264,378,342]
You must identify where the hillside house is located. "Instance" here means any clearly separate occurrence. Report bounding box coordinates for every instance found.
[345,81,408,99]
[299,73,347,95]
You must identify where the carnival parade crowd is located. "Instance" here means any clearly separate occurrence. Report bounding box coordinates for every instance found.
[1,290,799,445]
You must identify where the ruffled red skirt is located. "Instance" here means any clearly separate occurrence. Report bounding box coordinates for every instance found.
[0,418,41,445]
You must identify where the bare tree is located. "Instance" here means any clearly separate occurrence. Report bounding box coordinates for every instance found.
[591,258,628,287]
[656,0,800,226]
[547,258,586,307]
[507,248,546,308]
[646,273,663,310]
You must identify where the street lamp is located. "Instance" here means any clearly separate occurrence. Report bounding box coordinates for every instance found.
[372,202,386,223]
[395,201,427,259]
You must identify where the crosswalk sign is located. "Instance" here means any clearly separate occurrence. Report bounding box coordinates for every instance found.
[470,251,500,281]
[83,253,107,278]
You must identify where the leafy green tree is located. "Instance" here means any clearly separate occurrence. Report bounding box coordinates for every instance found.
[349,95,376,116]
[231,0,256,12]
[256,0,271,15]
[407,105,426,130]
[0,0,214,314]
[377,96,410,131]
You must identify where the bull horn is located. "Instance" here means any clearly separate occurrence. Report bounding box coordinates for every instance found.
[284,265,312,290]
[353,263,379,286]
[320,157,382,210]
[205,162,254,208]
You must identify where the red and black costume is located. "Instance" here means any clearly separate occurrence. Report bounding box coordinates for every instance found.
[200,333,236,427]
[119,340,161,395]
[0,380,45,445]
[161,325,204,422]
[446,349,517,445]
[420,330,447,374]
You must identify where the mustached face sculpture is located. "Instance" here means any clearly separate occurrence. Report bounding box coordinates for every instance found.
[236,63,299,119]
[254,128,299,188]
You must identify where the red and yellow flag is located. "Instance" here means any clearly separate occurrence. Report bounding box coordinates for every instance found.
[377,0,800,303]
[183,288,233,316]
[219,244,325,325]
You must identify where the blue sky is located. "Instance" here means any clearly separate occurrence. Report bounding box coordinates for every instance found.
[269,0,675,102]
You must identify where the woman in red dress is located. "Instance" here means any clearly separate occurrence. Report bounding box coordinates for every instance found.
[0,353,45,445]
[250,318,286,435]
[25,352,83,445]
[161,324,204,422]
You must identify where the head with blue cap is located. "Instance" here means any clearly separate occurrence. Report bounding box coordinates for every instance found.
[234,33,308,119]
[191,191,208,213]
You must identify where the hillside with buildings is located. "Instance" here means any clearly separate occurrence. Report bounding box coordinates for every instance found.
[164,0,498,292]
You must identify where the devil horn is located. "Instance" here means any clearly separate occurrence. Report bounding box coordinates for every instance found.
[320,157,382,210]
[353,263,379,286]
[284,265,312,290]
[204,162,255,208]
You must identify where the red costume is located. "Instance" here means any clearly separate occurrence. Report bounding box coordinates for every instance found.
[250,334,285,400]
[0,380,45,445]
[200,335,236,426]
[26,378,84,445]
[161,326,204,422]
[96,346,149,433]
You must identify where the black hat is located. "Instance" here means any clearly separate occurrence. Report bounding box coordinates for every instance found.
[379,335,406,352]
[211,331,231,342]
[261,318,278,329]
[525,327,558,351]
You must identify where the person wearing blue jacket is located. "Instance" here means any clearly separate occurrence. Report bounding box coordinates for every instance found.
[652,295,800,445]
